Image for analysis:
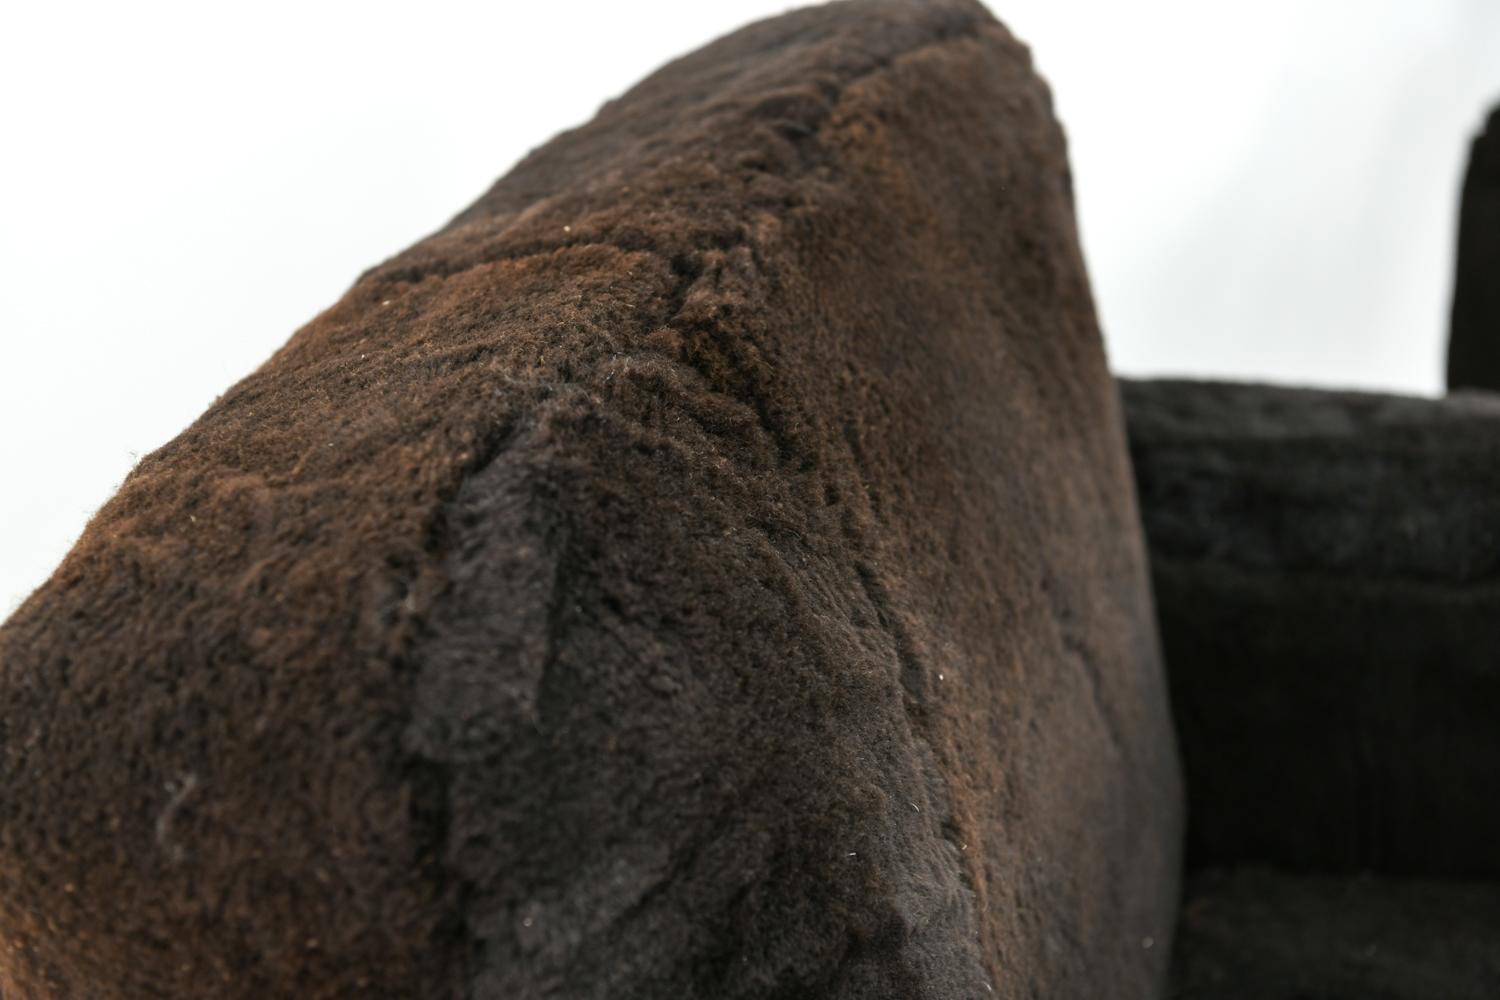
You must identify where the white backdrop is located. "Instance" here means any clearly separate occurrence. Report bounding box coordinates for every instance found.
[3,0,1499,614]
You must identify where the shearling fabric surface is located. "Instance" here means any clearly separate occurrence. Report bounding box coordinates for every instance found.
[1448,104,1500,392]
[0,2,1183,997]
[1122,378,1500,878]
[1169,867,1500,999]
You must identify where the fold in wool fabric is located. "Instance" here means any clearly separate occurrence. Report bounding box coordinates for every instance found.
[0,2,1182,997]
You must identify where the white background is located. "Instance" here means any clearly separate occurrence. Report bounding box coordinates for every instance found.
[3,0,1499,614]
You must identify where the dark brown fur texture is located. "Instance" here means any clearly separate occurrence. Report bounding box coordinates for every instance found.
[1170,867,1500,999]
[1126,379,1500,997]
[1448,104,1500,392]
[0,2,1181,997]
[1124,378,1500,879]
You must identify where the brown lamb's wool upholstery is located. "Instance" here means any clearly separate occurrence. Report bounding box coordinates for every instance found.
[0,1,1182,997]
[1122,378,1500,996]
[1122,379,1500,881]
[1170,868,1500,999]
[1448,103,1500,392]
